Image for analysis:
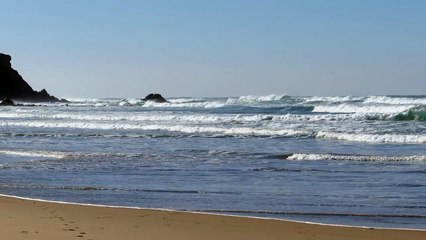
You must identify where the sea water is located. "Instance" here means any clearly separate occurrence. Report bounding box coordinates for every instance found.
[0,95,425,229]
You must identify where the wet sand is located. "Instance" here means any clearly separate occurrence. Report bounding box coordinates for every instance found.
[0,195,425,240]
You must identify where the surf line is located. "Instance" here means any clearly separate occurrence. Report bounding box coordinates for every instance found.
[189,209,426,219]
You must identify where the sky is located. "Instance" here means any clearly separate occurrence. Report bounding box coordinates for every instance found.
[1,0,425,98]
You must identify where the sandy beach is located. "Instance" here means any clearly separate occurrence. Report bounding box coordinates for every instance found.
[0,195,424,240]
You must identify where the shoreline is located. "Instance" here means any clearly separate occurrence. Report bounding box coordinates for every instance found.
[0,194,425,240]
[1,193,425,232]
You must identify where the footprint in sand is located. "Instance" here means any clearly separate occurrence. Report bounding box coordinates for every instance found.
[77,232,86,238]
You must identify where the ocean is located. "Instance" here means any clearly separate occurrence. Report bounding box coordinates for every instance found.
[0,94,425,229]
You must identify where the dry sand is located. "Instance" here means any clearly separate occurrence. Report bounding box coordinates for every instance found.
[0,195,424,240]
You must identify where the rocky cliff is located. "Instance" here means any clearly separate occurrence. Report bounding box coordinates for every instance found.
[0,53,62,102]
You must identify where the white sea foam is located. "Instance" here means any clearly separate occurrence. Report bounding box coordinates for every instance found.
[141,100,226,108]
[63,97,100,103]
[316,131,426,144]
[168,98,204,103]
[0,150,66,159]
[272,113,357,122]
[0,121,309,137]
[234,94,287,103]
[0,112,210,122]
[312,104,414,114]
[0,111,361,123]
[130,124,309,137]
[305,96,363,103]
[119,98,143,106]
[287,153,426,162]
[364,96,426,105]
[0,112,279,123]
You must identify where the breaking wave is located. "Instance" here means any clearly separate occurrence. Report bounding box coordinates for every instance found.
[312,104,415,114]
[316,131,426,144]
[0,149,66,159]
[305,96,364,103]
[229,94,287,103]
[282,153,426,162]
[0,121,310,137]
[364,96,426,105]
[393,106,426,122]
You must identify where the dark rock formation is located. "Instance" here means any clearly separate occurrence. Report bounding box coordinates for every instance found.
[142,93,168,103]
[0,53,64,102]
[0,97,15,106]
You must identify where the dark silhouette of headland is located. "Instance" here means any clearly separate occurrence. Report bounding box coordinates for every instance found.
[0,53,64,102]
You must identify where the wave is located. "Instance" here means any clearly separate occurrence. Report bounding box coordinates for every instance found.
[118,98,143,106]
[118,95,288,108]
[0,132,190,139]
[0,111,372,125]
[312,104,415,114]
[0,184,237,195]
[190,209,426,219]
[393,106,426,121]
[142,100,226,108]
[0,112,275,123]
[0,112,289,123]
[14,95,426,109]
[0,121,311,137]
[303,95,426,105]
[63,97,101,103]
[2,148,424,165]
[136,125,309,137]
[316,131,426,144]
[0,149,259,166]
[305,96,364,103]
[229,94,287,103]
[364,96,426,105]
[0,150,66,159]
[282,153,426,162]
[168,98,205,103]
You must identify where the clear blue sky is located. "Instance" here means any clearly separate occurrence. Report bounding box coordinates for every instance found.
[1,0,425,98]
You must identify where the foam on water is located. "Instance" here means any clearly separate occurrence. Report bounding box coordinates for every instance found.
[316,131,426,144]
[168,98,205,103]
[0,120,310,137]
[364,96,426,105]
[0,111,355,123]
[312,104,415,114]
[231,94,287,103]
[142,100,226,108]
[286,153,426,162]
[305,96,364,103]
[64,97,101,103]
[0,149,66,159]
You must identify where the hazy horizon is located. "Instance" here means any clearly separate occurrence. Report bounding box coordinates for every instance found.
[1,0,425,98]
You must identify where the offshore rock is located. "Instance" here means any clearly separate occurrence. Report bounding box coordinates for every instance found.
[0,53,64,102]
[142,93,168,103]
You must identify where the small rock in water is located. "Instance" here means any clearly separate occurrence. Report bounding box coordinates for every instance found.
[142,93,168,103]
